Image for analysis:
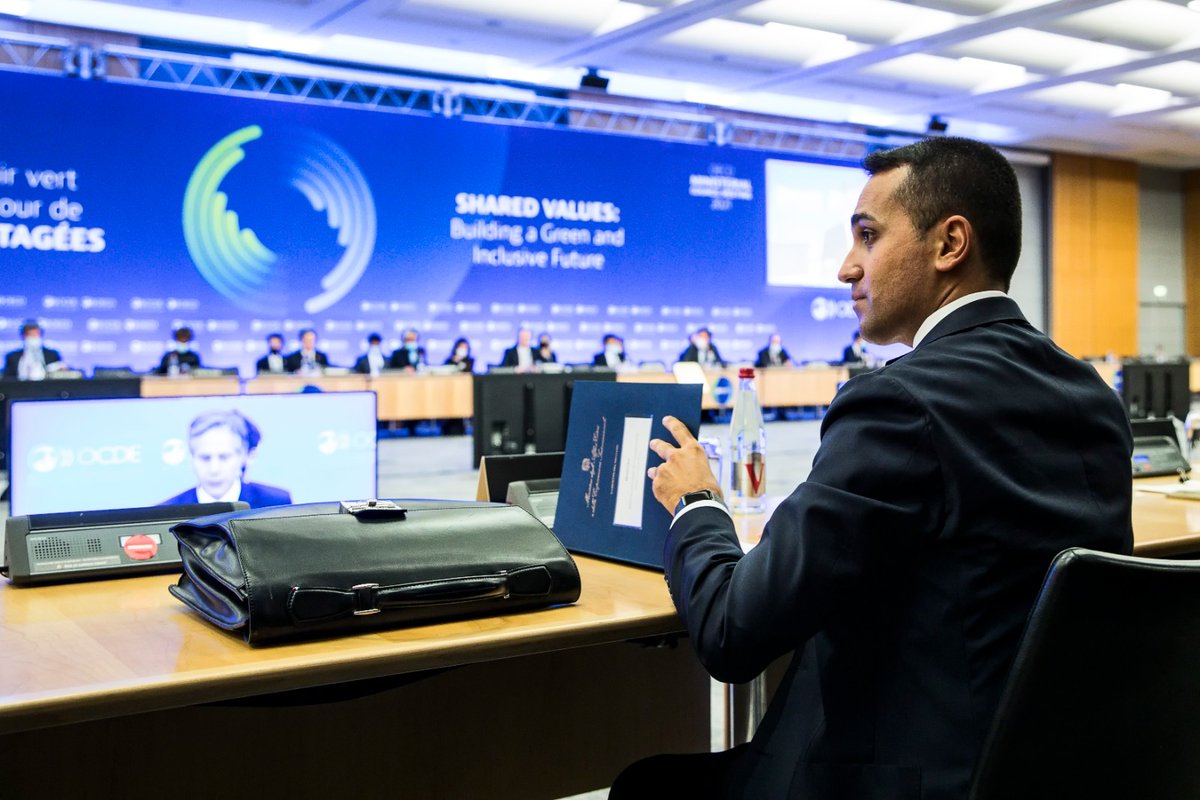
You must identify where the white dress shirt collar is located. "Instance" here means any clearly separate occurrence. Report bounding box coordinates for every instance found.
[197,482,242,504]
[912,290,1008,349]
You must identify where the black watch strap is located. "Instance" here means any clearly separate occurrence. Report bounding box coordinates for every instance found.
[675,489,719,515]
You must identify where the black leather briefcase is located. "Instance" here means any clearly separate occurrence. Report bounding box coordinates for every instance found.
[168,499,581,645]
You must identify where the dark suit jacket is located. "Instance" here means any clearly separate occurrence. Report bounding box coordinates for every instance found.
[592,351,628,368]
[678,343,726,368]
[754,347,791,368]
[283,350,330,373]
[157,349,202,375]
[255,352,286,374]
[162,481,292,510]
[353,352,389,374]
[665,298,1133,800]
[842,343,864,363]
[389,347,426,370]
[2,347,63,378]
[499,346,548,368]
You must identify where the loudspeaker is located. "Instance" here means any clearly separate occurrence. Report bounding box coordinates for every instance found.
[3,502,247,585]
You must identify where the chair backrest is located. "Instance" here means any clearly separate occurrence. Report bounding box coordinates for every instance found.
[969,547,1200,800]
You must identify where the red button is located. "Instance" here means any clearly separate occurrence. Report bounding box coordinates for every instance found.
[123,534,158,561]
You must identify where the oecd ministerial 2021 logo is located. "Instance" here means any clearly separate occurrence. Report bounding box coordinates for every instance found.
[181,125,376,314]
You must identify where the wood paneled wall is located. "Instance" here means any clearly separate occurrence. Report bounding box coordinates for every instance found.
[1185,171,1200,356]
[1050,153,1139,357]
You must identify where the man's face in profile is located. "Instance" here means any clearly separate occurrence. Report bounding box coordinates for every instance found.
[190,426,248,498]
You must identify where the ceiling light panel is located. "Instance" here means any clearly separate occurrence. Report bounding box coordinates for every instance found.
[1021,81,1130,113]
[857,52,1008,91]
[1116,60,1200,95]
[943,27,1135,74]
[1043,0,1200,52]
[1158,106,1200,129]
[400,0,620,35]
[737,0,956,45]
[658,18,846,68]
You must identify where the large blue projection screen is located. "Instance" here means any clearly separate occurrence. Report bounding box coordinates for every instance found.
[0,71,863,373]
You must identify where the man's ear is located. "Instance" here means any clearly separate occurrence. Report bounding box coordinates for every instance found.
[934,215,971,274]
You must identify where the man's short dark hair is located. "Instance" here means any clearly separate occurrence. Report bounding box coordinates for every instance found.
[298,328,316,339]
[174,326,193,343]
[863,137,1022,289]
[20,321,41,337]
[367,332,382,344]
[266,332,283,342]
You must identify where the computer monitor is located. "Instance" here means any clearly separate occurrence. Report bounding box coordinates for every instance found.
[9,392,378,516]
[1121,360,1190,421]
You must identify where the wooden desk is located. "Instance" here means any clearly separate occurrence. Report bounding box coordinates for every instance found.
[0,555,707,799]
[621,366,847,410]
[244,373,370,395]
[370,372,473,420]
[139,375,242,397]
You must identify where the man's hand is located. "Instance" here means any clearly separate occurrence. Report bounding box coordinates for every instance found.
[648,415,722,515]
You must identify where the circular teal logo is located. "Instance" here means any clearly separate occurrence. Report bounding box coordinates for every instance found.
[182,125,376,314]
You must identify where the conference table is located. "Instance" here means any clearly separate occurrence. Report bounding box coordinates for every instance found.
[3,475,1197,798]
[0,554,708,799]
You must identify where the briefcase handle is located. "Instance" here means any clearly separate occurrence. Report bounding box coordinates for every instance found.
[339,500,408,519]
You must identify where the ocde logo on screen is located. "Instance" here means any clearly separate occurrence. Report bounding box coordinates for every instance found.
[809,297,856,322]
[28,444,143,473]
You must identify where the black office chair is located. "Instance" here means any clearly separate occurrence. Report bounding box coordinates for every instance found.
[969,548,1200,800]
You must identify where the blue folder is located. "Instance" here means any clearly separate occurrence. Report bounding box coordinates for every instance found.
[554,380,703,569]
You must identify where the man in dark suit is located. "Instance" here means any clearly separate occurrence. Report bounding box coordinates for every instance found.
[841,329,868,364]
[161,409,291,509]
[388,328,426,371]
[592,333,628,368]
[754,333,792,368]
[678,327,726,368]
[255,333,287,375]
[284,328,330,374]
[615,138,1133,799]
[157,326,202,375]
[499,328,540,370]
[2,321,64,379]
[354,332,388,375]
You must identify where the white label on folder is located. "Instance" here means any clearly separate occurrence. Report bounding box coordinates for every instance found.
[613,416,653,529]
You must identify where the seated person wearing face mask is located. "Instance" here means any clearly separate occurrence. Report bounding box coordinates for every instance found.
[592,334,628,369]
[353,332,389,376]
[389,328,427,371]
[444,338,475,373]
[536,333,557,364]
[3,321,65,380]
[157,327,202,376]
[255,333,287,375]
[755,333,793,368]
[678,327,726,368]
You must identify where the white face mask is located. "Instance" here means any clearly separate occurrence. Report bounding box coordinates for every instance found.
[769,343,781,355]
[696,339,709,351]
[455,347,468,358]
[24,336,42,350]
[369,344,381,353]
[175,342,190,353]
[605,343,621,356]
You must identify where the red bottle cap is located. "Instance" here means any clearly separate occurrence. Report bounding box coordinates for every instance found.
[739,367,755,379]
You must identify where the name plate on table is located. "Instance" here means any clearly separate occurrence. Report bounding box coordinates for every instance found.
[554,381,702,569]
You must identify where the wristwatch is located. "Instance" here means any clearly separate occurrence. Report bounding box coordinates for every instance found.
[675,489,720,515]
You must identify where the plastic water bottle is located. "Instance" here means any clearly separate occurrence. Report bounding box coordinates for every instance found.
[730,367,766,513]
[167,352,180,377]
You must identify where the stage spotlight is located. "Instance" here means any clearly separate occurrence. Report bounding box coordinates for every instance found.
[580,68,609,92]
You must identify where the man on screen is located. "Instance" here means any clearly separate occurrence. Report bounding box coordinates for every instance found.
[3,321,65,380]
[162,410,292,508]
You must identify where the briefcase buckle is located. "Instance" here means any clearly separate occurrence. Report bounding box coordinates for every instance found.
[339,499,407,519]
[352,583,381,616]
